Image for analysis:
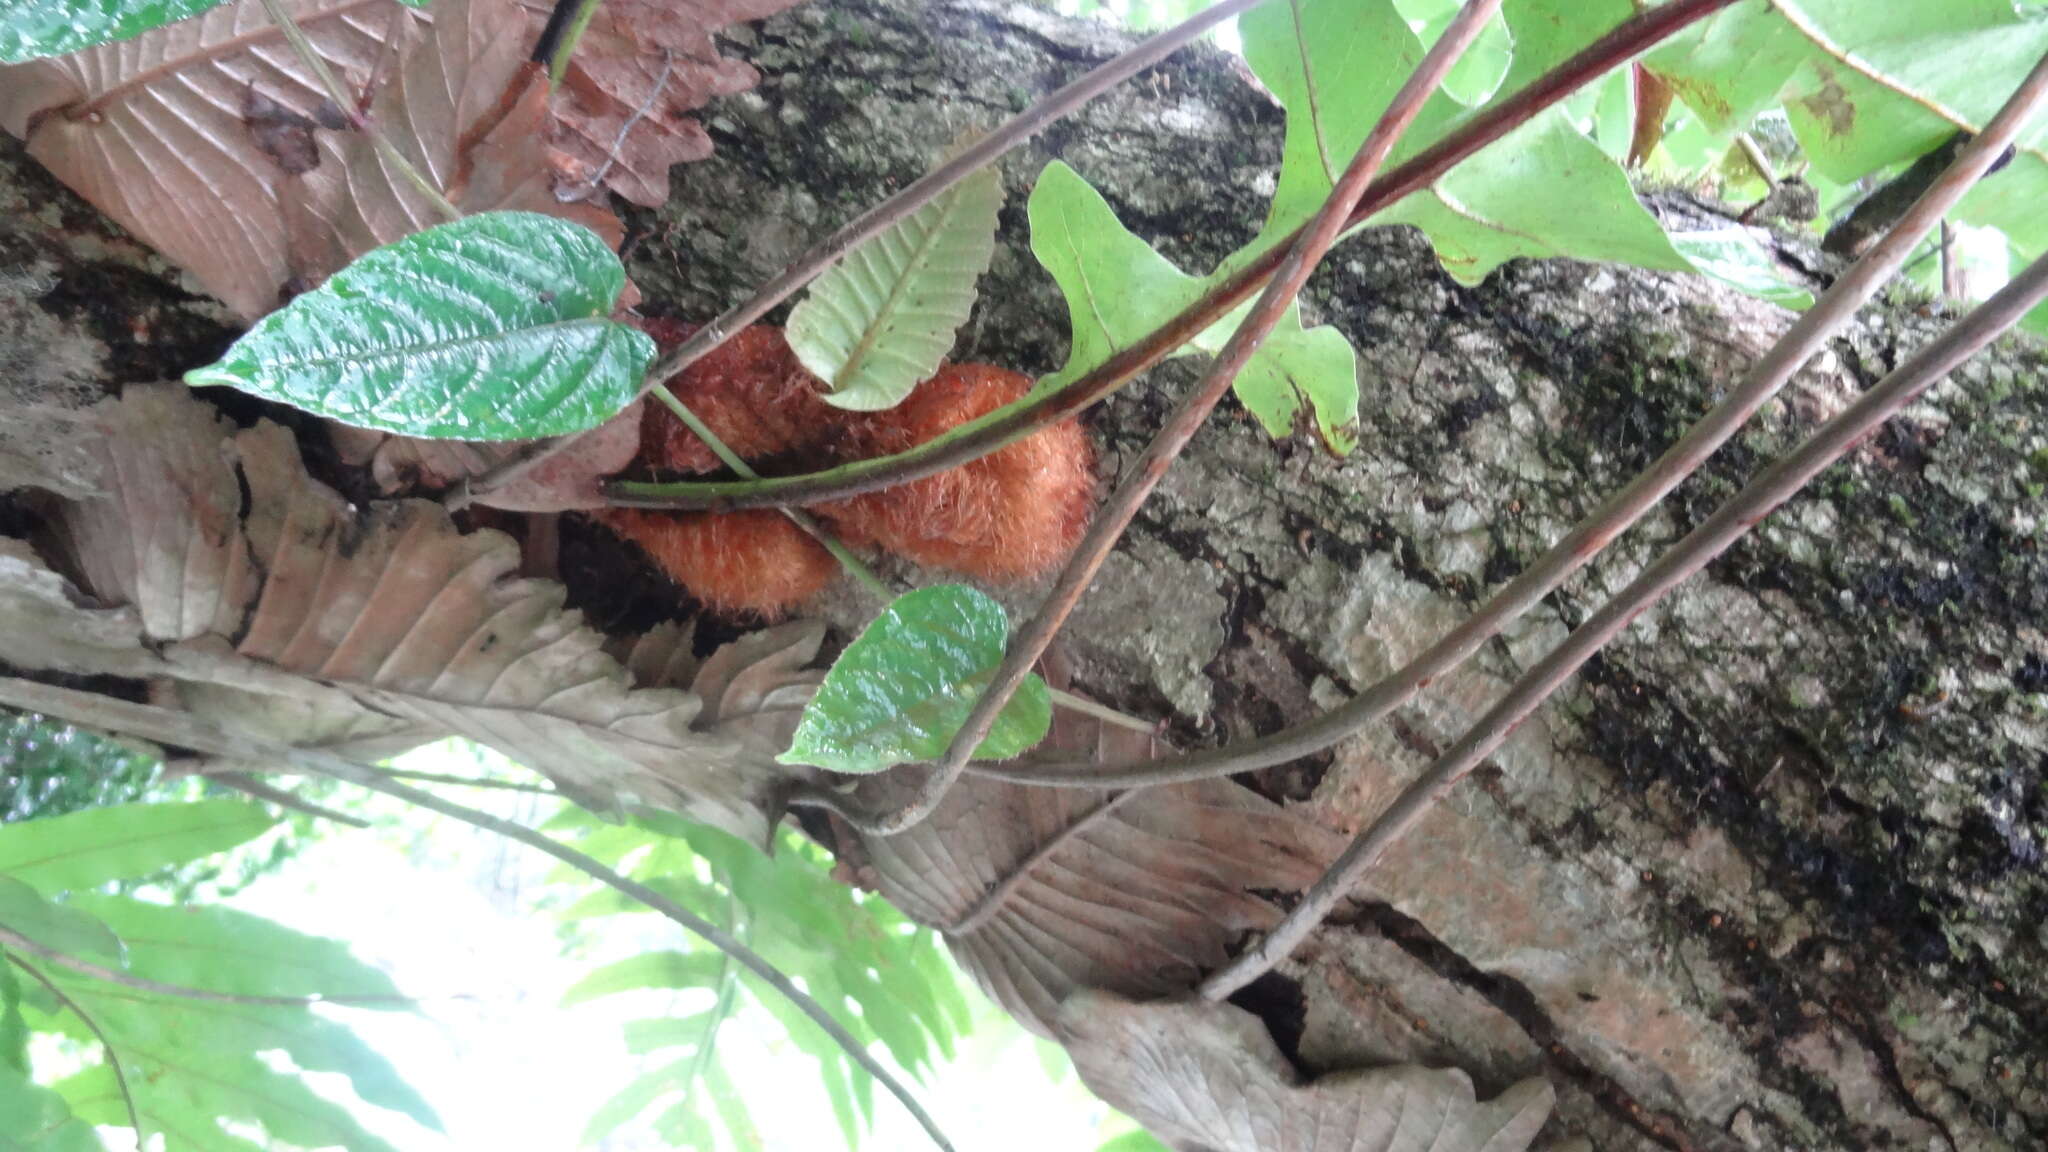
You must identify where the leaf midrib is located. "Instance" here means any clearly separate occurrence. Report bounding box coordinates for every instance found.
[831,185,967,393]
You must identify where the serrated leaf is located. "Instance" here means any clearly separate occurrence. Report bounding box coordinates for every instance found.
[0,1061,105,1152]
[788,166,1003,410]
[781,585,1051,774]
[0,800,274,896]
[1028,161,1359,452]
[0,877,124,963]
[561,951,725,1006]
[0,0,228,64]
[186,211,654,439]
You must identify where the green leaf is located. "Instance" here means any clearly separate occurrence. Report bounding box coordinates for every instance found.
[1241,0,1693,287]
[33,894,438,1149]
[1668,228,1815,310]
[787,166,1004,410]
[0,1061,105,1152]
[1028,162,1359,452]
[0,963,27,1076]
[781,584,1052,774]
[561,951,725,1007]
[186,212,654,439]
[0,800,273,896]
[0,0,227,63]
[0,877,123,963]
[1095,1133,1172,1152]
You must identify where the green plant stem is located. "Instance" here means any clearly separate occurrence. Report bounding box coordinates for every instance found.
[678,890,745,1119]
[645,386,891,601]
[1202,243,2048,1004]
[464,0,1270,502]
[0,677,957,1152]
[643,386,1153,734]
[5,954,143,1140]
[256,0,461,224]
[801,0,1506,837]
[539,0,608,85]
[602,0,1743,514]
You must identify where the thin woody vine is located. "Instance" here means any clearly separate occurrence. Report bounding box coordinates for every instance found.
[2,0,2047,1148]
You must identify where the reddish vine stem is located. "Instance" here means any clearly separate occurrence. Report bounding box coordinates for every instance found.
[463,0,1267,503]
[1202,243,2048,1002]
[0,676,956,1152]
[603,0,1742,513]
[5,954,144,1139]
[971,47,2048,794]
[801,0,1507,837]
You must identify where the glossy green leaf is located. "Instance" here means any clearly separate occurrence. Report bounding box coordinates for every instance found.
[0,1061,104,1152]
[0,800,273,896]
[0,0,227,63]
[186,212,654,439]
[1668,228,1815,310]
[782,584,1052,774]
[0,877,123,963]
[561,951,724,1007]
[1029,162,1359,452]
[787,166,1004,410]
[34,894,437,1150]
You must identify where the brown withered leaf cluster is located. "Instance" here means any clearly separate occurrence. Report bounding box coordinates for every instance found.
[1059,992,1554,1152]
[829,697,1348,1038]
[13,385,820,843]
[0,0,796,318]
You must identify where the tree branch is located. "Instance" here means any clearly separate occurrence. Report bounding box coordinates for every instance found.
[1202,240,2048,1001]
[603,0,1744,514]
[0,677,957,1152]
[973,49,2048,793]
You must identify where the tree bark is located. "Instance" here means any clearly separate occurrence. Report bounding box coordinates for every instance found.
[6,1,2047,1149]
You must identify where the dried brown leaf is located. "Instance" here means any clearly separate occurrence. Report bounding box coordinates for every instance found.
[1057,991,1554,1152]
[30,386,816,841]
[834,701,1344,1037]
[344,395,645,510]
[0,0,400,316]
[529,0,802,206]
[0,539,162,677]
[0,0,625,318]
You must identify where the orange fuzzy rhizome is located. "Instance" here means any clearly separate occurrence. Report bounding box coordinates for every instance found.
[599,324,1096,617]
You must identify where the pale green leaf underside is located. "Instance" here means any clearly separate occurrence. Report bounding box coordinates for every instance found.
[781,584,1051,775]
[0,0,227,63]
[788,167,1004,411]
[186,212,654,440]
[0,1061,104,1152]
[0,876,124,963]
[0,799,273,895]
[37,894,437,1151]
[561,951,725,1006]
[1029,161,1360,452]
